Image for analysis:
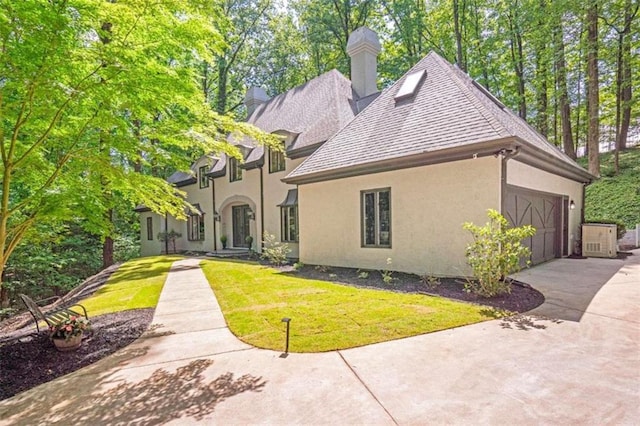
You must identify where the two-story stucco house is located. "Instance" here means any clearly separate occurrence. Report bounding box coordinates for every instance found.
[137,27,383,259]
[138,27,593,277]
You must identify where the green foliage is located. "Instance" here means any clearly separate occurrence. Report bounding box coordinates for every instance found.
[463,209,536,297]
[245,235,254,250]
[293,261,304,271]
[220,235,228,249]
[380,258,394,284]
[113,234,140,263]
[0,0,279,293]
[421,274,441,290]
[3,225,102,306]
[584,147,640,230]
[261,233,291,266]
[358,270,369,279]
[200,259,493,352]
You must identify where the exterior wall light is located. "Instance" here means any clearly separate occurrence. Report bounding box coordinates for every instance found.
[570,200,576,210]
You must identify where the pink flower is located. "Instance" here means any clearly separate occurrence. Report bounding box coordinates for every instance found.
[66,325,72,331]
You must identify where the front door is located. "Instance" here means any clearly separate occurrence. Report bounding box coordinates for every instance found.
[232,205,251,248]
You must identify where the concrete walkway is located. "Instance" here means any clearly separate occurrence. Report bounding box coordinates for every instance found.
[1,253,638,425]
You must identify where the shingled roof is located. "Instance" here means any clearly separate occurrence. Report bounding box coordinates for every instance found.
[240,69,361,164]
[284,52,592,184]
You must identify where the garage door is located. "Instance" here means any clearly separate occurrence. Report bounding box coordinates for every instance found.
[504,186,561,265]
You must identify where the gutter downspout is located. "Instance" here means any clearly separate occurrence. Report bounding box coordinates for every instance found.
[499,147,520,215]
[164,213,169,254]
[211,177,217,252]
[576,182,587,255]
[259,165,265,251]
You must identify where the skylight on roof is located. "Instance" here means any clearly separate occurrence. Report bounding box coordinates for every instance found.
[394,69,427,102]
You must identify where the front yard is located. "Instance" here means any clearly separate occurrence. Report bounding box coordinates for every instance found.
[201,259,495,352]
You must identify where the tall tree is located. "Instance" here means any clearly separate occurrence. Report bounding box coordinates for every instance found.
[202,0,274,115]
[0,0,277,293]
[453,0,467,72]
[294,0,379,77]
[533,0,549,137]
[553,7,577,158]
[601,0,639,173]
[505,0,527,119]
[586,0,600,175]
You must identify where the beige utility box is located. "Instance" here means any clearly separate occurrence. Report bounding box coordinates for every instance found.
[582,224,618,258]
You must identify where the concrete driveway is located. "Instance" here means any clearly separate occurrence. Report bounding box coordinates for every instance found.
[1,253,638,425]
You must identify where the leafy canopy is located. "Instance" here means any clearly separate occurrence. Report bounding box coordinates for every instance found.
[0,0,279,287]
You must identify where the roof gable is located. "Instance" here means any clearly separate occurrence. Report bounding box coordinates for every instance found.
[286,52,592,184]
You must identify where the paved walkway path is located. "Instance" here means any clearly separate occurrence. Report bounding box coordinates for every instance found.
[1,254,638,425]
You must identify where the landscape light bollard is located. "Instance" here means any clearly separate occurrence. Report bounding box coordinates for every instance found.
[281,317,291,356]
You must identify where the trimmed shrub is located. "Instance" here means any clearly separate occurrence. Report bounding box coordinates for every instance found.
[261,232,291,266]
[463,209,536,297]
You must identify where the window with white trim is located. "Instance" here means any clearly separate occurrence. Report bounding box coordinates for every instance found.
[361,188,391,247]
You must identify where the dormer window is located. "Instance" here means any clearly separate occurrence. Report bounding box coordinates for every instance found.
[199,166,209,188]
[394,69,427,103]
[229,157,242,182]
[269,144,286,173]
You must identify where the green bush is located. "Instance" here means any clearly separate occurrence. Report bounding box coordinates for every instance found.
[463,209,536,297]
[261,232,291,266]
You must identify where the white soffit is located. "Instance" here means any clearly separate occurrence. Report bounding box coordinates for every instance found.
[394,69,427,102]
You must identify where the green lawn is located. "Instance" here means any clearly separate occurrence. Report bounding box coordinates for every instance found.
[80,255,182,316]
[201,259,494,352]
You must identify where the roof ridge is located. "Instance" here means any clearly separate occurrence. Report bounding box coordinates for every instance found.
[433,54,511,138]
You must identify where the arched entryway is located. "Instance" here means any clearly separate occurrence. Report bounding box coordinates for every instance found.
[218,195,258,249]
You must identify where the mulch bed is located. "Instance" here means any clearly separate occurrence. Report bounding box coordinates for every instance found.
[290,264,545,314]
[0,309,153,401]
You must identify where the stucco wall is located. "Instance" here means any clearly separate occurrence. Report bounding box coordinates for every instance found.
[139,212,163,256]
[298,156,501,276]
[506,159,585,254]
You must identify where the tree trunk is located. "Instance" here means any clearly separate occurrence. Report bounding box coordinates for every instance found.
[216,55,228,114]
[534,0,548,137]
[618,0,636,153]
[453,0,466,72]
[103,236,114,269]
[554,26,576,159]
[586,0,600,176]
[508,4,526,119]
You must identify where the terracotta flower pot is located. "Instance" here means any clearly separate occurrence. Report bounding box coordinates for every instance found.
[52,333,83,352]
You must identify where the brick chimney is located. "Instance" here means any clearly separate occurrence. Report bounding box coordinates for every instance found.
[346,27,381,98]
[244,87,269,117]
